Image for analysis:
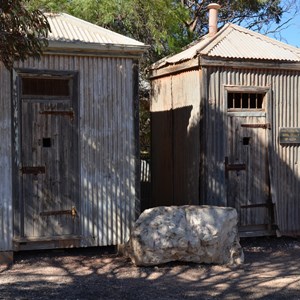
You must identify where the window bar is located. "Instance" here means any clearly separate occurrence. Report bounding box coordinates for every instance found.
[255,94,258,109]
[248,93,250,109]
[233,93,235,109]
[240,93,242,109]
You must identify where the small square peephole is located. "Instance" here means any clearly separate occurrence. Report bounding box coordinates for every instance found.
[43,138,52,148]
[243,137,251,145]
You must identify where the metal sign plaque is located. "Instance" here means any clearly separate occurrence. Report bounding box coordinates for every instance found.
[279,128,300,144]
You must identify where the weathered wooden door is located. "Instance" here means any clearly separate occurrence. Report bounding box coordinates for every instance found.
[226,112,272,233]
[19,74,79,240]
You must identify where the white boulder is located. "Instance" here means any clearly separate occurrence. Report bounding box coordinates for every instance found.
[126,205,244,266]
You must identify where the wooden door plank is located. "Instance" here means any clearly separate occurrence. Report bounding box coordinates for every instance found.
[227,114,271,228]
[21,96,78,238]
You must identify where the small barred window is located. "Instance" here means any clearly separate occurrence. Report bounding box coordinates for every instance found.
[22,77,70,97]
[228,92,264,110]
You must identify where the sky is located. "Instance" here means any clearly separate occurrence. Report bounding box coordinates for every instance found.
[266,3,300,48]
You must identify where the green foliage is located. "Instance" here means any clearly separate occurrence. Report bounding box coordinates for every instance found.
[140,99,151,156]
[181,0,284,36]
[27,0,290,64]
[28,0,193,63]
[0,0,50,69]
[26,0,72,12]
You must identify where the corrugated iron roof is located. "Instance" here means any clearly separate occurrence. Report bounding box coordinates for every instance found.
[152,23,300,69]
[46,13,147,52]
[151,35,209,69]
[202,24,300,60]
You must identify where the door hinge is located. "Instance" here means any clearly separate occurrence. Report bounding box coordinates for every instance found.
[225,156,246,179]
[39,110,75,121]
[20,166,46,175]
[40,206,77,219]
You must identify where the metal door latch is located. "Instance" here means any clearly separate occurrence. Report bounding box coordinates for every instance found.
[71,206,77,218]
[40,206,78,219]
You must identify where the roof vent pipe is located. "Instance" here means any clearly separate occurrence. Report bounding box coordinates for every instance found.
[207,3,221,37]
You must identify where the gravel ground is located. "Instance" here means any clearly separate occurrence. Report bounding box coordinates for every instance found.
[1,237,300,300]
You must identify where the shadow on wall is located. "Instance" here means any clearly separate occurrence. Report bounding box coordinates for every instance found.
[151,105,201,207]
[150,96,300,233]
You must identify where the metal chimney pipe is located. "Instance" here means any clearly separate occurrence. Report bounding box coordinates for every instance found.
[207,3,221,37]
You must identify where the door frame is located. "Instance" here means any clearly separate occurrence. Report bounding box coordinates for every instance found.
[223,84,274,235]
[12,68,80,245]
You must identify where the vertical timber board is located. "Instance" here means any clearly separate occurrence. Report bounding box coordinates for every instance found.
[151,68,201,207]
[12,59,80,242]
[0,64,13,251]
[19,73,79,238]
[226,115,269,227]
[172,69,201,205]
[150,76,174,207]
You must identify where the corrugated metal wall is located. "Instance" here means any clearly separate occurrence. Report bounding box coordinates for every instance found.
[271,69,300,235]
[151,69,201,206]
[204,66,300,235]
[12,54,137,247]
[0,65,13,252]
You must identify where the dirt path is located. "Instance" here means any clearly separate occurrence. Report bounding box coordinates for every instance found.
[1,237,300,299]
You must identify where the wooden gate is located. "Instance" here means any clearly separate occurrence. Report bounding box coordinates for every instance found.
[225,90,273,236]
[16,72,79,247]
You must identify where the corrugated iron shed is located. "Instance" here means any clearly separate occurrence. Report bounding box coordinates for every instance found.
[0,12,147,263]
[150,20,300,237]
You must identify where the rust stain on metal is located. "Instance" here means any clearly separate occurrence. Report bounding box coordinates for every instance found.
[39,110,75,120]
[40,206,77,219]
[241,123,271,129]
